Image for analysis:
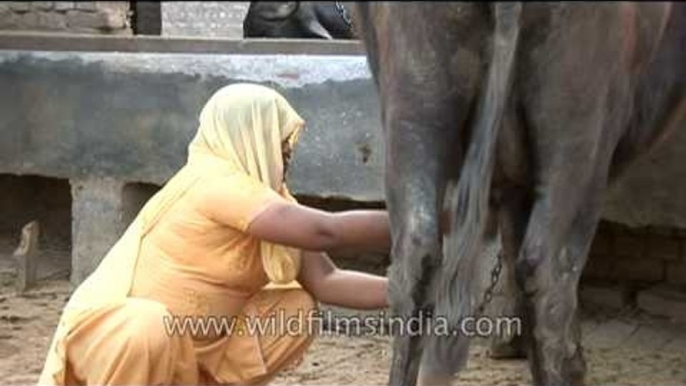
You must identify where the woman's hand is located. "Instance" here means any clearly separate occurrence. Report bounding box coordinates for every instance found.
[296,250,388,310]
[247,201,391,254]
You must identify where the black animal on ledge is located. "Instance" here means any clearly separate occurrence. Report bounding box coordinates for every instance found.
[243,1,356,40]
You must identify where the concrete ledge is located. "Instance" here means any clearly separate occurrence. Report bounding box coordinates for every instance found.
[0,31,366,55]
[0,49,385,202]
[637,284,686,323]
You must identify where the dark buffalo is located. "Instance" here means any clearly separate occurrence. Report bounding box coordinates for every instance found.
[243,1,356,39]
[354,2,684,386]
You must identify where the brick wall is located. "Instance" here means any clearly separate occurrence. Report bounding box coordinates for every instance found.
[584,220,686,286]
[0,2,131,34]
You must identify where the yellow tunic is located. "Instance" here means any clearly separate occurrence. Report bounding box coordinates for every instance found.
[38,83,316,385]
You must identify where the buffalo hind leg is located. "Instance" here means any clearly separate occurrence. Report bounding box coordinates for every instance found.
[516,148,614,386]
[555,186,610,384]
[489,188,529,359]
[357,6,480,384]
[386,168,449,386]
[384,112,462,386]
[515,10,628,380]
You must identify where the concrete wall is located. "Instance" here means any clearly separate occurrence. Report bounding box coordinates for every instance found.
[0,35,685,292]
[161,1,249,38]
[0,48,382,201]
[0,1,250,38]
[0,2,131,34]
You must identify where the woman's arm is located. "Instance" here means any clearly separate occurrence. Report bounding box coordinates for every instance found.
[297,250,388,310]
[197,175,391,253]
[247,201,391,254]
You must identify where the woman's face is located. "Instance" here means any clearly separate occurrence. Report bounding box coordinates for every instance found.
[282,138,294,177]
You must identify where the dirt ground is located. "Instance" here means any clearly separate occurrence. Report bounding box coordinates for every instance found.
[1,278,685,386]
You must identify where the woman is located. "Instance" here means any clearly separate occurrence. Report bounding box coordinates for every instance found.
[39,83,390,385]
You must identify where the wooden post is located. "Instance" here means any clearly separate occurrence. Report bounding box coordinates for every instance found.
[13,221,40,292]
[132,1,162,35]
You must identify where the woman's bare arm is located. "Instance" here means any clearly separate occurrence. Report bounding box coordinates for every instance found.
[247,201,391,254]
[197,176,391,253]
[297,250,388,310]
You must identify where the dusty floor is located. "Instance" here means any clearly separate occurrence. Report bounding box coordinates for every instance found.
[276,305,686,386]
[0,278,685,386]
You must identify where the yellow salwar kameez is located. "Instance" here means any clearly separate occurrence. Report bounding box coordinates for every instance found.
[39,83,318,385]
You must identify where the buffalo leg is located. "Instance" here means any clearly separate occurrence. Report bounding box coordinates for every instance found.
[518,171,611,386]
[379,60,469,386]
[515,192,583,385]
[515,86,622,386]
[489,190,529,359]
[553,182,611,384]
[514,7,633,381]
[354,5,486,384]
[385,109,462,386]
[514,98,621,385]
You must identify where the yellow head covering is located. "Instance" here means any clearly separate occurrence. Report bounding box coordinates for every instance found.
[186,83,306,284]
[187,83,304,192]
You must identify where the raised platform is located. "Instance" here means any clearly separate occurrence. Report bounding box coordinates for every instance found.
[0,33,383,203]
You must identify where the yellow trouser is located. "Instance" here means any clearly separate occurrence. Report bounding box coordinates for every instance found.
[55,289,316,386]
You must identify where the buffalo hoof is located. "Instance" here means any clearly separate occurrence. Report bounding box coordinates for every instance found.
[488,335,526,359]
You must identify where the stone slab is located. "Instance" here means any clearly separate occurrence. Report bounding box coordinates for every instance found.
[584,319,639,350]
[637,284,686,323]
[663,335,686,354]
[623,324,678,351]
[580,284,632,310]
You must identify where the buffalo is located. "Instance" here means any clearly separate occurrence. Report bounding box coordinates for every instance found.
[243,1,356,39]
[354,2,684,386]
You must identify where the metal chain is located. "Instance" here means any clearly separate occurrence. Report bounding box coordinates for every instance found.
[475,250,503,317]
[335,1,353,29]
